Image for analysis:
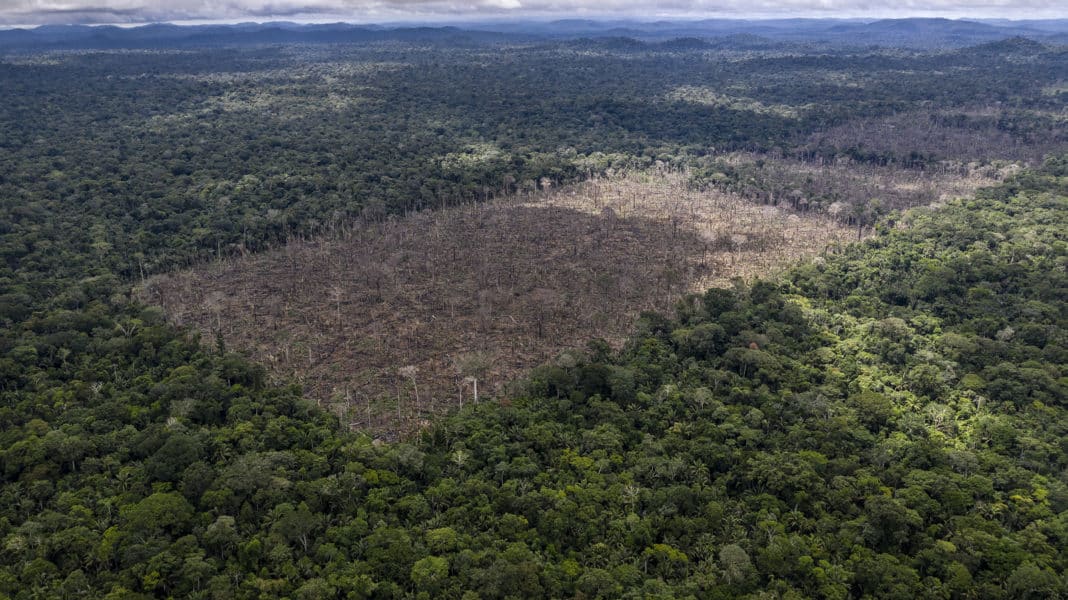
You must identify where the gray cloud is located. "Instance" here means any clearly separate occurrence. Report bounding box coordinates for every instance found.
[0,0,1064,25]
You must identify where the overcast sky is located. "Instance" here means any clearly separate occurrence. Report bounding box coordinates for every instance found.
[1,0,1066,26]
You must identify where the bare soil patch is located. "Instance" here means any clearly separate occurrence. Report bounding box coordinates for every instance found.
[144,171,857,437]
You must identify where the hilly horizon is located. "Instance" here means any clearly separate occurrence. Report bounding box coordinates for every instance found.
[1,17,1068,49]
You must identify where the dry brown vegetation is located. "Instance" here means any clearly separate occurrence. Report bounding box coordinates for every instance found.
[801,111,1068,164]
[144,170,857,437]
[706,151,1006,214]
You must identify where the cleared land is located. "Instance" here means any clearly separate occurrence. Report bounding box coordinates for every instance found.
[700,152,1004,214]
[143,171,862,437]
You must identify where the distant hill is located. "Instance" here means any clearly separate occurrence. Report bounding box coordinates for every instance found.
[476,17,1066,48]
[968,36,1051,55]
[0,18,1066,50]
[0,22,523,50]
[807,17,1054,47]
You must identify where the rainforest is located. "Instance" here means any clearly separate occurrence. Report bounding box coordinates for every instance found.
[0,20,1066,600]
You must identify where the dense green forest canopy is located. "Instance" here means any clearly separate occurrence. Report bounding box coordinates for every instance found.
[1,39,1066,286]
[1,153,1065,600]
[0,35,1066,599]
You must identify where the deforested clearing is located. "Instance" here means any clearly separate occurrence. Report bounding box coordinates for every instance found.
[144,170,858,437]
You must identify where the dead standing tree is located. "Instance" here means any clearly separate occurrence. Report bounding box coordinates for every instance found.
[454,352,491,408]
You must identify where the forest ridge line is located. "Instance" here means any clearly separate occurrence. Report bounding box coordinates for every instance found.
[2,17,1068,49]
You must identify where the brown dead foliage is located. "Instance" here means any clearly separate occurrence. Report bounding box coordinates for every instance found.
[801,111,1068,165]
[143,170,856,437]
[714,151,1004,214]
